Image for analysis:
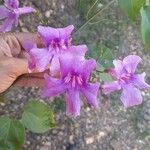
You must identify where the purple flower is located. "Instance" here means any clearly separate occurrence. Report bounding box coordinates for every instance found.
[0,0,34,32]
[41,54,100,117]
[22,40,37,72]
[103,55,150,107]
[27,25,74,74]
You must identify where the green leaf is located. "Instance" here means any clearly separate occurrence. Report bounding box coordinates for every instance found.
[118,0,145,21]
[0,117,25,150]
[87,43,101,60]
[141,6,150,51]
[99,72,113,82]
[97,48,113,68]
[21,100,56,134]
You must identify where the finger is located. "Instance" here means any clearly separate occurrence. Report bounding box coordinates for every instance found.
[13,71,48,88]
[1,32,44,57]
[1,33,22,57]
[13,69,60,88]
[14,75,45,88]
[7,57,28,75]
[13,72,45,88]
[10,57,46,75]
[0,36,13,57]
[17,72,47,79]
[13,32,44,48]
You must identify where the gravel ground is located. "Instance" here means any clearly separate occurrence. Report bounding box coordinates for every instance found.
[0,0,150,150]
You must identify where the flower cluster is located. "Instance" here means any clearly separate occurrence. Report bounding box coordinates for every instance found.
[102,55,150,107]
[0,1,149,117]
[24,25,100,116]
[0,0,34,32]
[24,25,150,116]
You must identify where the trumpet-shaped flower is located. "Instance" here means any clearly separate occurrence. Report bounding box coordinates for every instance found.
[26,25,75,74]
[41,54,100,116]
[103,55,150,107]
[0,0,33,32]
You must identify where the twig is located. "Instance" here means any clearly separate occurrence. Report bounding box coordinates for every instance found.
[86,0,99,20]
[74,0,115,34]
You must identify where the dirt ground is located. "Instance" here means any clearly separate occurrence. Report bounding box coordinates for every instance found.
[0,0,150,150]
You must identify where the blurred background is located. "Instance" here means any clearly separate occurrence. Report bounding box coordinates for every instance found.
[0,0,150,149]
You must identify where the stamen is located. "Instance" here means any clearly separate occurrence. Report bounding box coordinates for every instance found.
[51,39,69,52]
[64,73,71,83]
[72,76,76,88]
[64,73,83,88]
[76,76,83,85]
[61,45,67,50]
[120,73,132,84]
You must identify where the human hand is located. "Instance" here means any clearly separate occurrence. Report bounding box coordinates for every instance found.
[0,32,46,93]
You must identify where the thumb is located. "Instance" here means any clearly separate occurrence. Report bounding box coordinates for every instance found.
[6,57,28,76]
[0,57,28,93]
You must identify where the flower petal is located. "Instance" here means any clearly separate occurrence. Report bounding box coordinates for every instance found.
[59,53,75,78]
[123,55,141,73]
[58,25,74,39]
[65,89,80,117]
[22,40,37,53]
[17,7,34,15]
[106,68,118,80]
[113,59,124,75]
[103,81,121,95]
[0,6,10,19]
[4,0,19,9]
[120,84,143,107]
[38,26,59,46]
[59,45,87,76]
[41,74,66,98]
[28,57,36,72]
[50,55,60,76]
[59,52,95,81]
[22,41,37,72]
[133,73,150,89]
[30,48,52,72]
[68,45,87,57]
[82,59,96,81]
[43,74,60,88]
[80,82,100,107]
[0,17,15,32]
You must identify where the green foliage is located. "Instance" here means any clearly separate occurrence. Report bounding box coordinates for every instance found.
[87,43,101,60]
[99,72,113,82]
[141,6,150,51]
[118,0,150,52]
[88,44,113,68]
[0,117,25,150]
[87,43,113,82]
[97,47,113,68]
[118,0,145,21]
[76,0,98,20]
[75,0,113,31]
[21,100,56,134]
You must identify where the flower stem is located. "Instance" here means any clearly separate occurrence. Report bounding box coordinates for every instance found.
[75,0,115,34]
[86,0,99,20]
[96,69,104,73]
